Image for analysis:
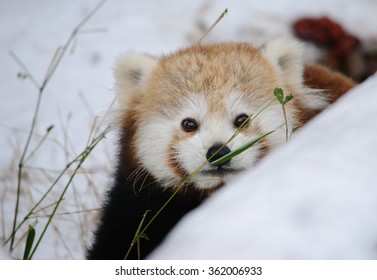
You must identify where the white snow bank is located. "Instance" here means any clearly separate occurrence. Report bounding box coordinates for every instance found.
[150,74,377,259]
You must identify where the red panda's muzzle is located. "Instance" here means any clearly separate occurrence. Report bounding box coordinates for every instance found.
[206,143,232,167]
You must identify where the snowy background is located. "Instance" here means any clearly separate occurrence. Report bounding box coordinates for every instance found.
[0,0,376,259]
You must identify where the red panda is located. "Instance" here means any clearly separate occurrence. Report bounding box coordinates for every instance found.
[86,38,355,259]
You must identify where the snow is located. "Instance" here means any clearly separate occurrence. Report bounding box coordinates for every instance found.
[150,74,377,259]
[0,0,376,259]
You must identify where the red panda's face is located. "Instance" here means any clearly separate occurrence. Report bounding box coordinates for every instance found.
[114,39,328,191]
[135,91,282,190]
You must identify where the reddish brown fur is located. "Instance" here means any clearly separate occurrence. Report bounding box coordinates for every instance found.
[297,64,356,124]
[304,64,356,102]
[136,43,280,120]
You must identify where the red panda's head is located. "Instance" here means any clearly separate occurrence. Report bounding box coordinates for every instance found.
[114,38,328,190]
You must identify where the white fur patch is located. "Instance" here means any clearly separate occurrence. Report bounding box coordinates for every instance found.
[301,88,329,111]
[135,113,178,188]
[114,52,157,108]
[262,37,304,88]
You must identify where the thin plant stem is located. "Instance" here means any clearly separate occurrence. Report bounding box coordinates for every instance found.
[11,88,43,250]
[8,0,107,251]
[196,8,228,44]
[24,125,54,163]
[27,127,109,259]
[5,126,109,247]
[28,207,102,219]
[282,104,289,142]
[42,0,107,87]
[9,51,40,90]
[124,210,150,260]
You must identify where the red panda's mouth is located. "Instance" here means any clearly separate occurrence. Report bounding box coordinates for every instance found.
[200,167,245,177]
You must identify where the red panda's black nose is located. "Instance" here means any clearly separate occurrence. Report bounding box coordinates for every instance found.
[206,143,231,166]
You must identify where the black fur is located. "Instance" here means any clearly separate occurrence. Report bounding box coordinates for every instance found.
[86,171,206,259]
[86,117,209,259]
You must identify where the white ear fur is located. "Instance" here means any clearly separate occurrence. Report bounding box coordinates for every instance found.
[263,38,329,110]
[113,52,158,106]
[262,37,305,87]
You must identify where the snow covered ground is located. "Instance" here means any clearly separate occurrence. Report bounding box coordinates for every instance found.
[0,0,376,259]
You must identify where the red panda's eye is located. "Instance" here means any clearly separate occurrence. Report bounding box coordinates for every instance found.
[181,118,198,132]
[234,113,249,128]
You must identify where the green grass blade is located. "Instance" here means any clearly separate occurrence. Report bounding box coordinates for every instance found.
[23,225,36,260]
[211,130,275,166]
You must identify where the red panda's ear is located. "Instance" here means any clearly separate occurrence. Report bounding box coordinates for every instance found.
[261,37,304,89]
[113,52,158,106]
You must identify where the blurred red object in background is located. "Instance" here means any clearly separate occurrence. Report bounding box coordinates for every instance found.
[293,16,376,82]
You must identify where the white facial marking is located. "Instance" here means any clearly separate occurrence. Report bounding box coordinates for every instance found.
[135,114,178,188]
